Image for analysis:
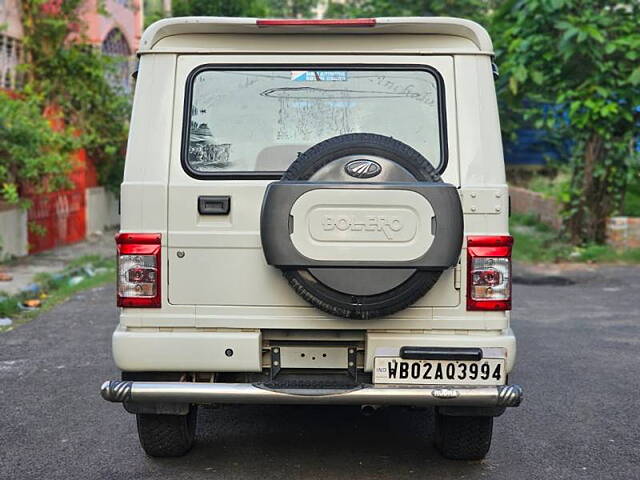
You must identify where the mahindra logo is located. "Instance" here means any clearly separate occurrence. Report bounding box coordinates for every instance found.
[431,388,460,399]
[322,215,402,240]
[344,159,382,179]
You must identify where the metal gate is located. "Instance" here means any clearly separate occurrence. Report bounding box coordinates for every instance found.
[25,149,96,254]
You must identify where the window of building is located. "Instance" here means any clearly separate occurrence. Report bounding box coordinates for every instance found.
[0,34,24,90]
[101,28,132,93]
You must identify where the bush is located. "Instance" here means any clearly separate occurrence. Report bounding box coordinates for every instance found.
[0,92,76,203]
[623,177,640,217]
[13,0,131,199]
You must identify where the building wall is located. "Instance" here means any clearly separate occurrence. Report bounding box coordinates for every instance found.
[0,204,28,259]
[607,217,640,250]
[0,191,119,259]
[82,0,143,52]
[509,186,563,230]
[0,0,142,54]
[1,0,142,90]
[86,187,120,235]
[0,0,24,39]
[0,0,24,89]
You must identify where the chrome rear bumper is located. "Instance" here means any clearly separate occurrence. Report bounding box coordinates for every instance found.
[100,381,523,408]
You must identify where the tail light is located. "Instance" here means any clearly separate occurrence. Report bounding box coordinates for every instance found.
[467,236,513,311]
[116,233,161,308]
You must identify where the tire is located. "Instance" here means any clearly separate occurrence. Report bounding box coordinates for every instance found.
[136,407,197,457]
[434,411,493,460]
[282,133,441,182]
[286,269,441,319]
[281,133,445,319]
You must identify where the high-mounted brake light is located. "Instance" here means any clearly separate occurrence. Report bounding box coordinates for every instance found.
[116,233,161,308]
[467,236,513,311]
[256,18,376,27]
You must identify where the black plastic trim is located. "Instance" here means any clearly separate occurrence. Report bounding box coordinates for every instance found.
[400,346,483,361]
[261,181,463,269]
[198,195,230,215]
[181,64,449,180]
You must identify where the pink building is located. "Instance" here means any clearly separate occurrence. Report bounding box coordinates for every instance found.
[83,0,143,56]
[0,0,143,90]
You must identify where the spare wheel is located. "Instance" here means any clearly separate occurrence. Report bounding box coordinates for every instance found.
[260,133,463,319]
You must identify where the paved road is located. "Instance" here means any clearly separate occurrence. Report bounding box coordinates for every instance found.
[1,267,639,479]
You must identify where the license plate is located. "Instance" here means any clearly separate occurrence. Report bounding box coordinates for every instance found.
[373,357,505,385]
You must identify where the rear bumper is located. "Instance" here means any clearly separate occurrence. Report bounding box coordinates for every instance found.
[112,325,517,373]
[100,380,523,408]
[112,326,263,372]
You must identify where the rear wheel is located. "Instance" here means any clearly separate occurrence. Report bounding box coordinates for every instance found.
[136,407,197,457]
[434,410,493,460]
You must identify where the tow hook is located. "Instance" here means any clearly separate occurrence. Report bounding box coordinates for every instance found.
[360,404,382,416]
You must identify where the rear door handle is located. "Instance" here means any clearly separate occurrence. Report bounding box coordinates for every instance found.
[198,196,230,215]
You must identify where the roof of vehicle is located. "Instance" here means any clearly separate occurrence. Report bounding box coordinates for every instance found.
[140,16,493,54]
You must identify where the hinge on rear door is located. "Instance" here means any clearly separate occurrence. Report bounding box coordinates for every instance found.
[454,262,462,290]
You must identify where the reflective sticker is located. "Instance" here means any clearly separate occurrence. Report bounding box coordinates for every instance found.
[291,71,348,82]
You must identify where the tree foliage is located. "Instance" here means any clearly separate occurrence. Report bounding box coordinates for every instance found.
[493,0,640,243]
[0,92,76,204]
[172,0,317,18]
[172,0,270,17]
[326,0,492,23]
[267,0,318,17]
[0,0,131,204]
[22,0,131,193]
[324,0,640,244]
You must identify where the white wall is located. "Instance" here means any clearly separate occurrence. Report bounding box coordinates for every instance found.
[86,187,120,235]
[0,205,28,259]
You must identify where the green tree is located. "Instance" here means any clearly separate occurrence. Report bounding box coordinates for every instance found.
[18,0,131,195]
[0,92,75,204]
[326,0,492,23]
[493,0,640,244]
[172,0,270,17]
[171,0,316,18]
[144,0,166,28]
[266,0,317,17]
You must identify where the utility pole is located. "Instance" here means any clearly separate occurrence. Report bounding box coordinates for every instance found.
[162,0,172,17]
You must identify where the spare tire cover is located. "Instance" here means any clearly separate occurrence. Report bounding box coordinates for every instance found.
[274,133,449,320]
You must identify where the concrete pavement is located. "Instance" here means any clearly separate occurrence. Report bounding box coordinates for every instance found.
[0,231,114,296]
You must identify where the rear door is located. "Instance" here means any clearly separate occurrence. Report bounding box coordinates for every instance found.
[166,54,460,311]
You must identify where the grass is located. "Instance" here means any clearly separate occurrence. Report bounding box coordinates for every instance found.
[526,172,572,204]
[510,214,571,263]
[510,213,640,264]
[0,255,115,333]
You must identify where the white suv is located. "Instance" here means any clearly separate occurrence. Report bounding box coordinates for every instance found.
[101,16,522,460]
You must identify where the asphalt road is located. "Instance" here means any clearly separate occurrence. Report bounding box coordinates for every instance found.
[1,267,639,479]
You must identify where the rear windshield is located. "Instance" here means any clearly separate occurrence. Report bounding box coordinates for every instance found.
[184,68,444,176]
